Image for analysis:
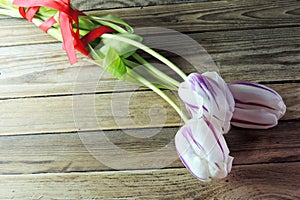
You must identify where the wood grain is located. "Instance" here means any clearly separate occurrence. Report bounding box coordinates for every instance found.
[86,0,300,32]
[0,83,298,136]
[0,18,55,47]
[0,162,299,199]
[4,0,298,32]
[0,26,299,98]
[72,0,204,10]
[0,121,299,174]
[1,0,300,44]
[0,90,180,135]
[0,1,299,199]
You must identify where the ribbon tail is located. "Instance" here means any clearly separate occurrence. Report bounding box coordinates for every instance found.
[59,12,77,64]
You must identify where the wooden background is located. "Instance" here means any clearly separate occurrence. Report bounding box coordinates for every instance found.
[0,0,300,199]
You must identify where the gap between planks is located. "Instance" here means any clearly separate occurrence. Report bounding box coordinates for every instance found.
[0,26,299,99]
[0,83,299,136]
[83,0,300,33]
[0,162,299,199]
[1,0,300,46]
[0,121,299,174]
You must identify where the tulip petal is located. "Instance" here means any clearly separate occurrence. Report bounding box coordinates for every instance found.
[226,156,234,173]
[229,82,286,119]
[228,81,286,129]
[175,118,233,182]
[175,124,210,181]
[231,107,278,129]
[178,81,204,118]
[203,72,235,113]
[206,74,235,129]
[179,72,235,133]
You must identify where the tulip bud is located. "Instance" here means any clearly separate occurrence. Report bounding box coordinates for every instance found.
[229,82,286,129]
[175,118,234,182]
[178,72,235,133]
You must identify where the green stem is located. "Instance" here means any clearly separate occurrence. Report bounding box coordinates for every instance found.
[132,53,180,88]
[98,20,128,34]
[128,70,189,123]
[0,8,20,18]
[101,33,188,81]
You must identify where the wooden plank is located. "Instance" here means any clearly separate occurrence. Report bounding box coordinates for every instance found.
[86,0,300,32]
[0,121,299,174]
[1,0,300,43]
[0,90,181,135]
[0,83,298,136]
[0,15,10,19]
[0,26,299,98]
[72,0,206,10]
[0,162,299,199]
[191,27,300,82]
[0,18,55,46]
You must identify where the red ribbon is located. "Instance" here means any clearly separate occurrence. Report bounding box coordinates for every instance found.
[13,0,115,64]
[81,26,116,47]
[39,16,56,32]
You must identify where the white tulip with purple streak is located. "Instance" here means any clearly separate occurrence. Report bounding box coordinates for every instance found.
[178,72,235,133]
[229,82,286,129]
[175,72,286,182]
[175,118,233,182]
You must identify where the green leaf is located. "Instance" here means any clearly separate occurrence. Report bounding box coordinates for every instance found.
[90,14,134,33]
[38,7,57,19]
[78,16,97,31]
[86,44,104,60]
[103,47,127,79]
[100,33,143,58]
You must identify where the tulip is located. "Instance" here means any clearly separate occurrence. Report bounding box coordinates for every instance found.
[229,81,286,129]
[175,118,234,182]
[178,72,235,133]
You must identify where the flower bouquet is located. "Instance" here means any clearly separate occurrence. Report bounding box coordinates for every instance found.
[0,0,286,182]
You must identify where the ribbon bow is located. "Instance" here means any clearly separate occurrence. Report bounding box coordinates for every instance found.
[13,0,114,64]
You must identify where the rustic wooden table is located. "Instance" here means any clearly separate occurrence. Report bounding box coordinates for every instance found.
[0,0,299,199]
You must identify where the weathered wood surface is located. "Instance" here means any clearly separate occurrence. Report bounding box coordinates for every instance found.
[1,0,300,45]
[0,0,299,199]
[0,163,299,199]
[0,83,298,135]
[0,121,299,174]
[83,0,300,32]
[73,0,205,10]
[0,27,299,98]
